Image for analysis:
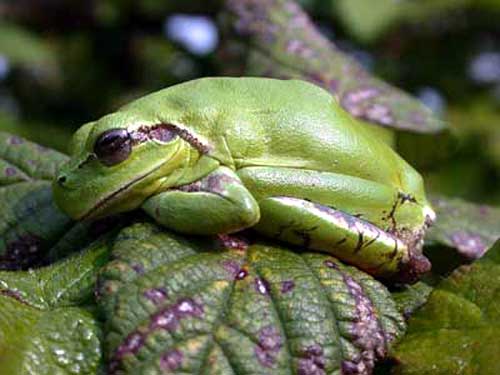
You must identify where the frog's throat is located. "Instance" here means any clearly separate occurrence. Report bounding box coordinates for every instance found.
[79,159,170,221]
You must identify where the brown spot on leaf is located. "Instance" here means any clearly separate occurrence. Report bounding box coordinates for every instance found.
[8,136,23,145]
[228,0,275,41]
[285,1,310,28]
[341,274,387,374]
[115,332,145,358]
[143,288,167,305]
[236,269,248,280]
[110,297,202,373]
[342,87,380,114]
[286,39,315,59]
[160,349,183,372]
[450,230,487,260]
[174,298,204,317]
[218,234,249,251]
[95,278,122,299]
[4,167,16,177]
[341,87,394,126]
[109,330,148,373]
[150,298,204,332]
[324,260,338,269]
[298,344,326,375]
[131,263,145,275]
[341,360,366,375]
[364,104,393,125]
[280,280,295,293]
[255,325,282,367]
[222,259,241,277]
[478,205,490,216]
[255,277,270,295]
[150,308,177,331]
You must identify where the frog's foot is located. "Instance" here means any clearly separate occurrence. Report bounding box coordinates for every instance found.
[389,207,435,283]
[142,166,260,235]
[397,254,431,284]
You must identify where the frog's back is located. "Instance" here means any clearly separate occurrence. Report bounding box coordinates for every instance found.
[121,77,414,190]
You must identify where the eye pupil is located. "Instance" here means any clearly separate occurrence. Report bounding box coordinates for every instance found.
[94,129,131,166]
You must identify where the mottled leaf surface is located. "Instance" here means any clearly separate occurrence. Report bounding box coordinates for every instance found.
[98,223,405,375]
[0,241,109,375]
[221,0,444,133]
[0,131,73,269]
[426,196,500,260]
[391,242,500,374]
[391,282,433,320]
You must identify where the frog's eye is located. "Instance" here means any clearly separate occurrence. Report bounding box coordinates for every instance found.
[94,129,132,166]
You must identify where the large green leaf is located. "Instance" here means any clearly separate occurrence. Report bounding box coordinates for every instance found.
[391,241,500,374]
[0,240,109,375]
[221,0,444,134]
[98,223,406,374]
[0,132,73,269]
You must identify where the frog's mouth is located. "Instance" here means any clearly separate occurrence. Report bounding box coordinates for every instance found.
[79,162,167,221]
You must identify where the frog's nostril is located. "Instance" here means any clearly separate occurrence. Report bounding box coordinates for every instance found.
[57,175,67,185]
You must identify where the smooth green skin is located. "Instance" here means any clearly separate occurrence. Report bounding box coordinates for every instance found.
[53,77,435,277]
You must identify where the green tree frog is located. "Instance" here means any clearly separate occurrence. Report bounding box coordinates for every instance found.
[53,77,435,282]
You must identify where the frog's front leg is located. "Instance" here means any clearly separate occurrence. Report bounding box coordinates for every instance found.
[142,166,260,235]
[237,167,431,280]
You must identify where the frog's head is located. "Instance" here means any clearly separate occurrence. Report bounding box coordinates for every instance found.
[53,112,191,220]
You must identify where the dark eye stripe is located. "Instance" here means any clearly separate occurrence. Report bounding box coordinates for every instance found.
[149,126,177,143]
[131,123,209,153]
[91,123,208,169]
[130,124,177,145]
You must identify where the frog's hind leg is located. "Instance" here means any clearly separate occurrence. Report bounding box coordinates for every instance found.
[255,196,411,278]
[237,167,431,281]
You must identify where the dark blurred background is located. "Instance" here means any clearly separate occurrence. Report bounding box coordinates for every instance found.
[0,0,499,205]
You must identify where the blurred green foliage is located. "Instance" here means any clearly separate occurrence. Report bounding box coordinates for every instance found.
[0,0,498,207]
[334,0,500,43]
